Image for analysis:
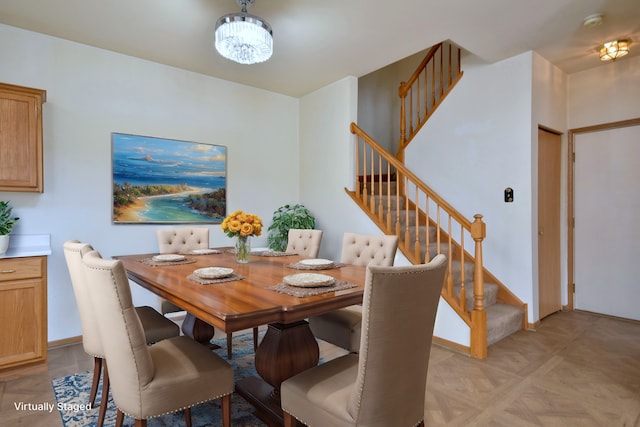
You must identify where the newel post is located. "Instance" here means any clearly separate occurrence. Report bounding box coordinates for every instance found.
[470,214,487,359]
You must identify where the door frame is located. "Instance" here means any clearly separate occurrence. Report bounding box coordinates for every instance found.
[567,117,640,310]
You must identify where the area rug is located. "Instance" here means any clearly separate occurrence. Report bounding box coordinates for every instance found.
[53,331,268,427]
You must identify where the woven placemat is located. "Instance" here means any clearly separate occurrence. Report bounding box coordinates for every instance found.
[187,273,245,285]
[253,250,298,257]
[267,280,357,297]
[286,262,345,270]
[139,257,197,267]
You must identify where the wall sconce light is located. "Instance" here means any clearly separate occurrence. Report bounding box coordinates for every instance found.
[600,39,631,61]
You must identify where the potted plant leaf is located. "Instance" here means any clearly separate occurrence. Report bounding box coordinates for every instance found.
[267,204,316,252]
[0,201,20,254]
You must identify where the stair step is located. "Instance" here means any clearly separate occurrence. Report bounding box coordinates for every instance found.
[451,259,475,281]
[384,207,416,225]
[372,194,404,206]
[486,303,525,346]
[397,225,437,244]
[454,282,499,310]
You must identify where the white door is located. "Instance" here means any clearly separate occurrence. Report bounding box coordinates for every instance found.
[574,125,640,320]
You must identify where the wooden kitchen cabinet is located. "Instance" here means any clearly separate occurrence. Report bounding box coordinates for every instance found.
[0,256,48,380]
[0,83,47,192]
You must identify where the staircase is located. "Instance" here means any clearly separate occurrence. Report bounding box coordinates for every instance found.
[347,41,526,358]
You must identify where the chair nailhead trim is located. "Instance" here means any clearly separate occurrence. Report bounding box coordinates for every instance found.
[116,391,233,420]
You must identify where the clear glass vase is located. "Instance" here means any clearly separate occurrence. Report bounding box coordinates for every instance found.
[235,235,251,263]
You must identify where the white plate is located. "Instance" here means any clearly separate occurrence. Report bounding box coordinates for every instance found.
[152,254,186,262]
[193,267,234,279]
[283,273,336,288]
[191,248,219,255]
[299,258,334,268]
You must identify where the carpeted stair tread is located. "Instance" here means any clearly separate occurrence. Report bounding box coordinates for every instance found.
[454,281,499,310]
[486,303,525,346]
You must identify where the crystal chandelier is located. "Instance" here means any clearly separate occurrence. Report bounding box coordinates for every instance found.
[215,0,273,65]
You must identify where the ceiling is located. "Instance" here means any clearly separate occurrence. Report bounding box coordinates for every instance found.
[1,0,638,97]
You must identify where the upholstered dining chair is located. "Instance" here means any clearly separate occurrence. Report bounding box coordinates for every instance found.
[156,227,210,315]
[63,240,180,427]
[82,250,234,427]
[156,226,259,360]
[285,228,323,258]
[308,232,399,352]
[282,255,447,427]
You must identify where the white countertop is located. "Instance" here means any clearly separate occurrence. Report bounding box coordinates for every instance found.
[0,234,51,258]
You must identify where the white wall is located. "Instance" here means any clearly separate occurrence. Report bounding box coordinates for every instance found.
[532,52,568,312]
[0,24,299,341]
[298,77,384,260]
[405,52,537,321]
[357,49,427,154]
[568,55,640,128]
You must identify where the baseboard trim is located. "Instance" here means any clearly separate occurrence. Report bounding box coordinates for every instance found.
[49,335,82,349]
[432,336,471,356]
[0,360,47,381]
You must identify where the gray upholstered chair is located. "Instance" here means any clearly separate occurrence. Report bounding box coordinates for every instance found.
[285,229,323,258]
[156,226,258,359]
[63,240,180,427]
[282,255,447,427]
[308,232,399,352]
[82,250,234,427]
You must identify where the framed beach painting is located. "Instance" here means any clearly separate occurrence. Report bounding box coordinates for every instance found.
[112,133,226,224]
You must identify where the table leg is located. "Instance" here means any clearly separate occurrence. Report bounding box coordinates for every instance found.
[235,320,319,426]
[181,312,220,350]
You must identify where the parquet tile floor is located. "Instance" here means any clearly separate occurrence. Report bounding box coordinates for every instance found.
[1,310,638,426]
[424,311,640,426]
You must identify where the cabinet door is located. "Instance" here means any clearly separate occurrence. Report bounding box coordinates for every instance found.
[0,83,46,192]
[0,278,47,367]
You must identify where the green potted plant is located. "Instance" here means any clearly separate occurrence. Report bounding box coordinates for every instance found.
[0,200,20,255]
[267,204,316,252]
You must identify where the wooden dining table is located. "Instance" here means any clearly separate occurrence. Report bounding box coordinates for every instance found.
[114,249,366,426]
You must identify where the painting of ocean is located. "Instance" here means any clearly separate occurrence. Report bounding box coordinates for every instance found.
[112,133,226,223]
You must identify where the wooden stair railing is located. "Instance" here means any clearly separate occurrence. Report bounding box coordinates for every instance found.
[397,41,464,163]
[348,122,488,358]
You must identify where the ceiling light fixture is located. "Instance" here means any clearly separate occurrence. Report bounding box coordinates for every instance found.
[583,13,604,28]
[599,39,631,61]
[215,0,273,65]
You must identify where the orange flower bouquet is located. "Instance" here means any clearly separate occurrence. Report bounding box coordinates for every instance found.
[220,210,263,263]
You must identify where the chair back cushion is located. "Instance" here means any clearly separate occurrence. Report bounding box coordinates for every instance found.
[82,250,155,412]
[340,233,398,266]
[285,229,323,257]
[347,254,447,425]
[157,227,209,253]
[63,240,103,357]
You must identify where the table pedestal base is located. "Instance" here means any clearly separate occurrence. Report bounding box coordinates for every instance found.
[236,320,318,427]
[181,312,220,350]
